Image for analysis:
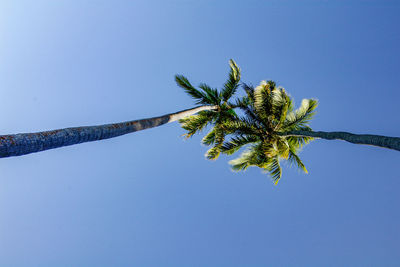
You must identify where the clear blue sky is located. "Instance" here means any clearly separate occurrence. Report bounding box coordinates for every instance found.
[1,1,399,266]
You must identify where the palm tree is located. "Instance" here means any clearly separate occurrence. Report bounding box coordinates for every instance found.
[0,60,240,159]
[181,75,400,184]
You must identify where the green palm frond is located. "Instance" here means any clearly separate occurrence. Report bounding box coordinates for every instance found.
[220,119,261,136]
[179,110,215,138]
[253,81,272,120]
[233,96,266,127]
[205,127,225,160]
[199,83,220,105]
[221,59,241,102]
[175,75,212,105]
[266,80,276,90]
[276,138,290,159]
[270,88,293,128]
[283,99,318,130]
[286,126,314,149]
[232,95,250,109]
[221,135,259,155]
[229,150,253,171]
[288,148,308,174]
[224,107,238,118]
[265,156,282,184]
[202,129,216,145]
[229,143,264,171]
[286,135,313,150]
[205,146,221,160]
[229,142,283,184]
[242,83,255,102]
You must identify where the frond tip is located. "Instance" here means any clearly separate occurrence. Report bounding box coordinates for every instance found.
[175,75,209,105]
[221,59,241,102]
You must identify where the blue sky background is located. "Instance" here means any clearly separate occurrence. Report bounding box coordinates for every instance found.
[1,1,399,266]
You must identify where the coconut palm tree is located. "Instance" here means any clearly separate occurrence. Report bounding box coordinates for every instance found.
[0,60,240,158]
[182,78,400,184]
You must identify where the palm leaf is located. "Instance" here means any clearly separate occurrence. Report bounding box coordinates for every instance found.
[265,156,282,184]
[221,59,241,101]
[242,83,255,102]
[288,148,308,174]
[233,97,266,127]
[229,144,262,171]
[202,129,216,145]
[283,99,318,130]
[220,119,261,136]
[205,126,225,160]
[270,88,293,129]
[199,83,220,105]
[221,135,259,155]
[253,81,272,121]
[175,75,212,105]
[179,110,215,138]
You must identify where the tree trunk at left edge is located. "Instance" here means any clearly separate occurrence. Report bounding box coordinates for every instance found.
[0,105,217,158]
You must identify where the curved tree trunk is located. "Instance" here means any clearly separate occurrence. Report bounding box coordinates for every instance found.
[0,105,217,158]
[281,130,400,151]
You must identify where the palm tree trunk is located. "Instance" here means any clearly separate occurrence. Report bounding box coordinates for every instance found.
[0,105,217,158]
[281,130,400,151]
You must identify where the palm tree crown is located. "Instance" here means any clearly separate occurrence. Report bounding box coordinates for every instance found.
[222,81,318,184]
[178,60,318,184]
[176,59,241,160]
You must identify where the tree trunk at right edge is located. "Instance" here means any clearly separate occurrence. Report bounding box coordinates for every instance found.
[281,130,400,152]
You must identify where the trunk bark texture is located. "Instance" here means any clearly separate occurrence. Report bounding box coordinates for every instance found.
[0,105,216,158]
[281,130,400,151]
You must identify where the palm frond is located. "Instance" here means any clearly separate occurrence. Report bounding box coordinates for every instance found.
[232,96,266,127]
[242,83,255,102]
[253,81,272,121]
[269,88,293,129]
[283,98,318,130]
[284,125,313,148]
[229,150,253,171]
[288,148,308,174]
[179,110,215,138]
[221,59,241,101]
[267,80,276,90]
[265,156,282,185]
[205,127,225,160]
[202,129,216,145]
[260,141,278,158]
[220,119,261,136]
[229,144,263,171]
[199,83,220,105]
[286,136,313,150]
[276,138,290,159]
[175,75,212,105]
[221,135,259,155]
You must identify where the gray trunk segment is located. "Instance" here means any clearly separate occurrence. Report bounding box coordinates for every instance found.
[281,130,400,151]
[0,105,217,158]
